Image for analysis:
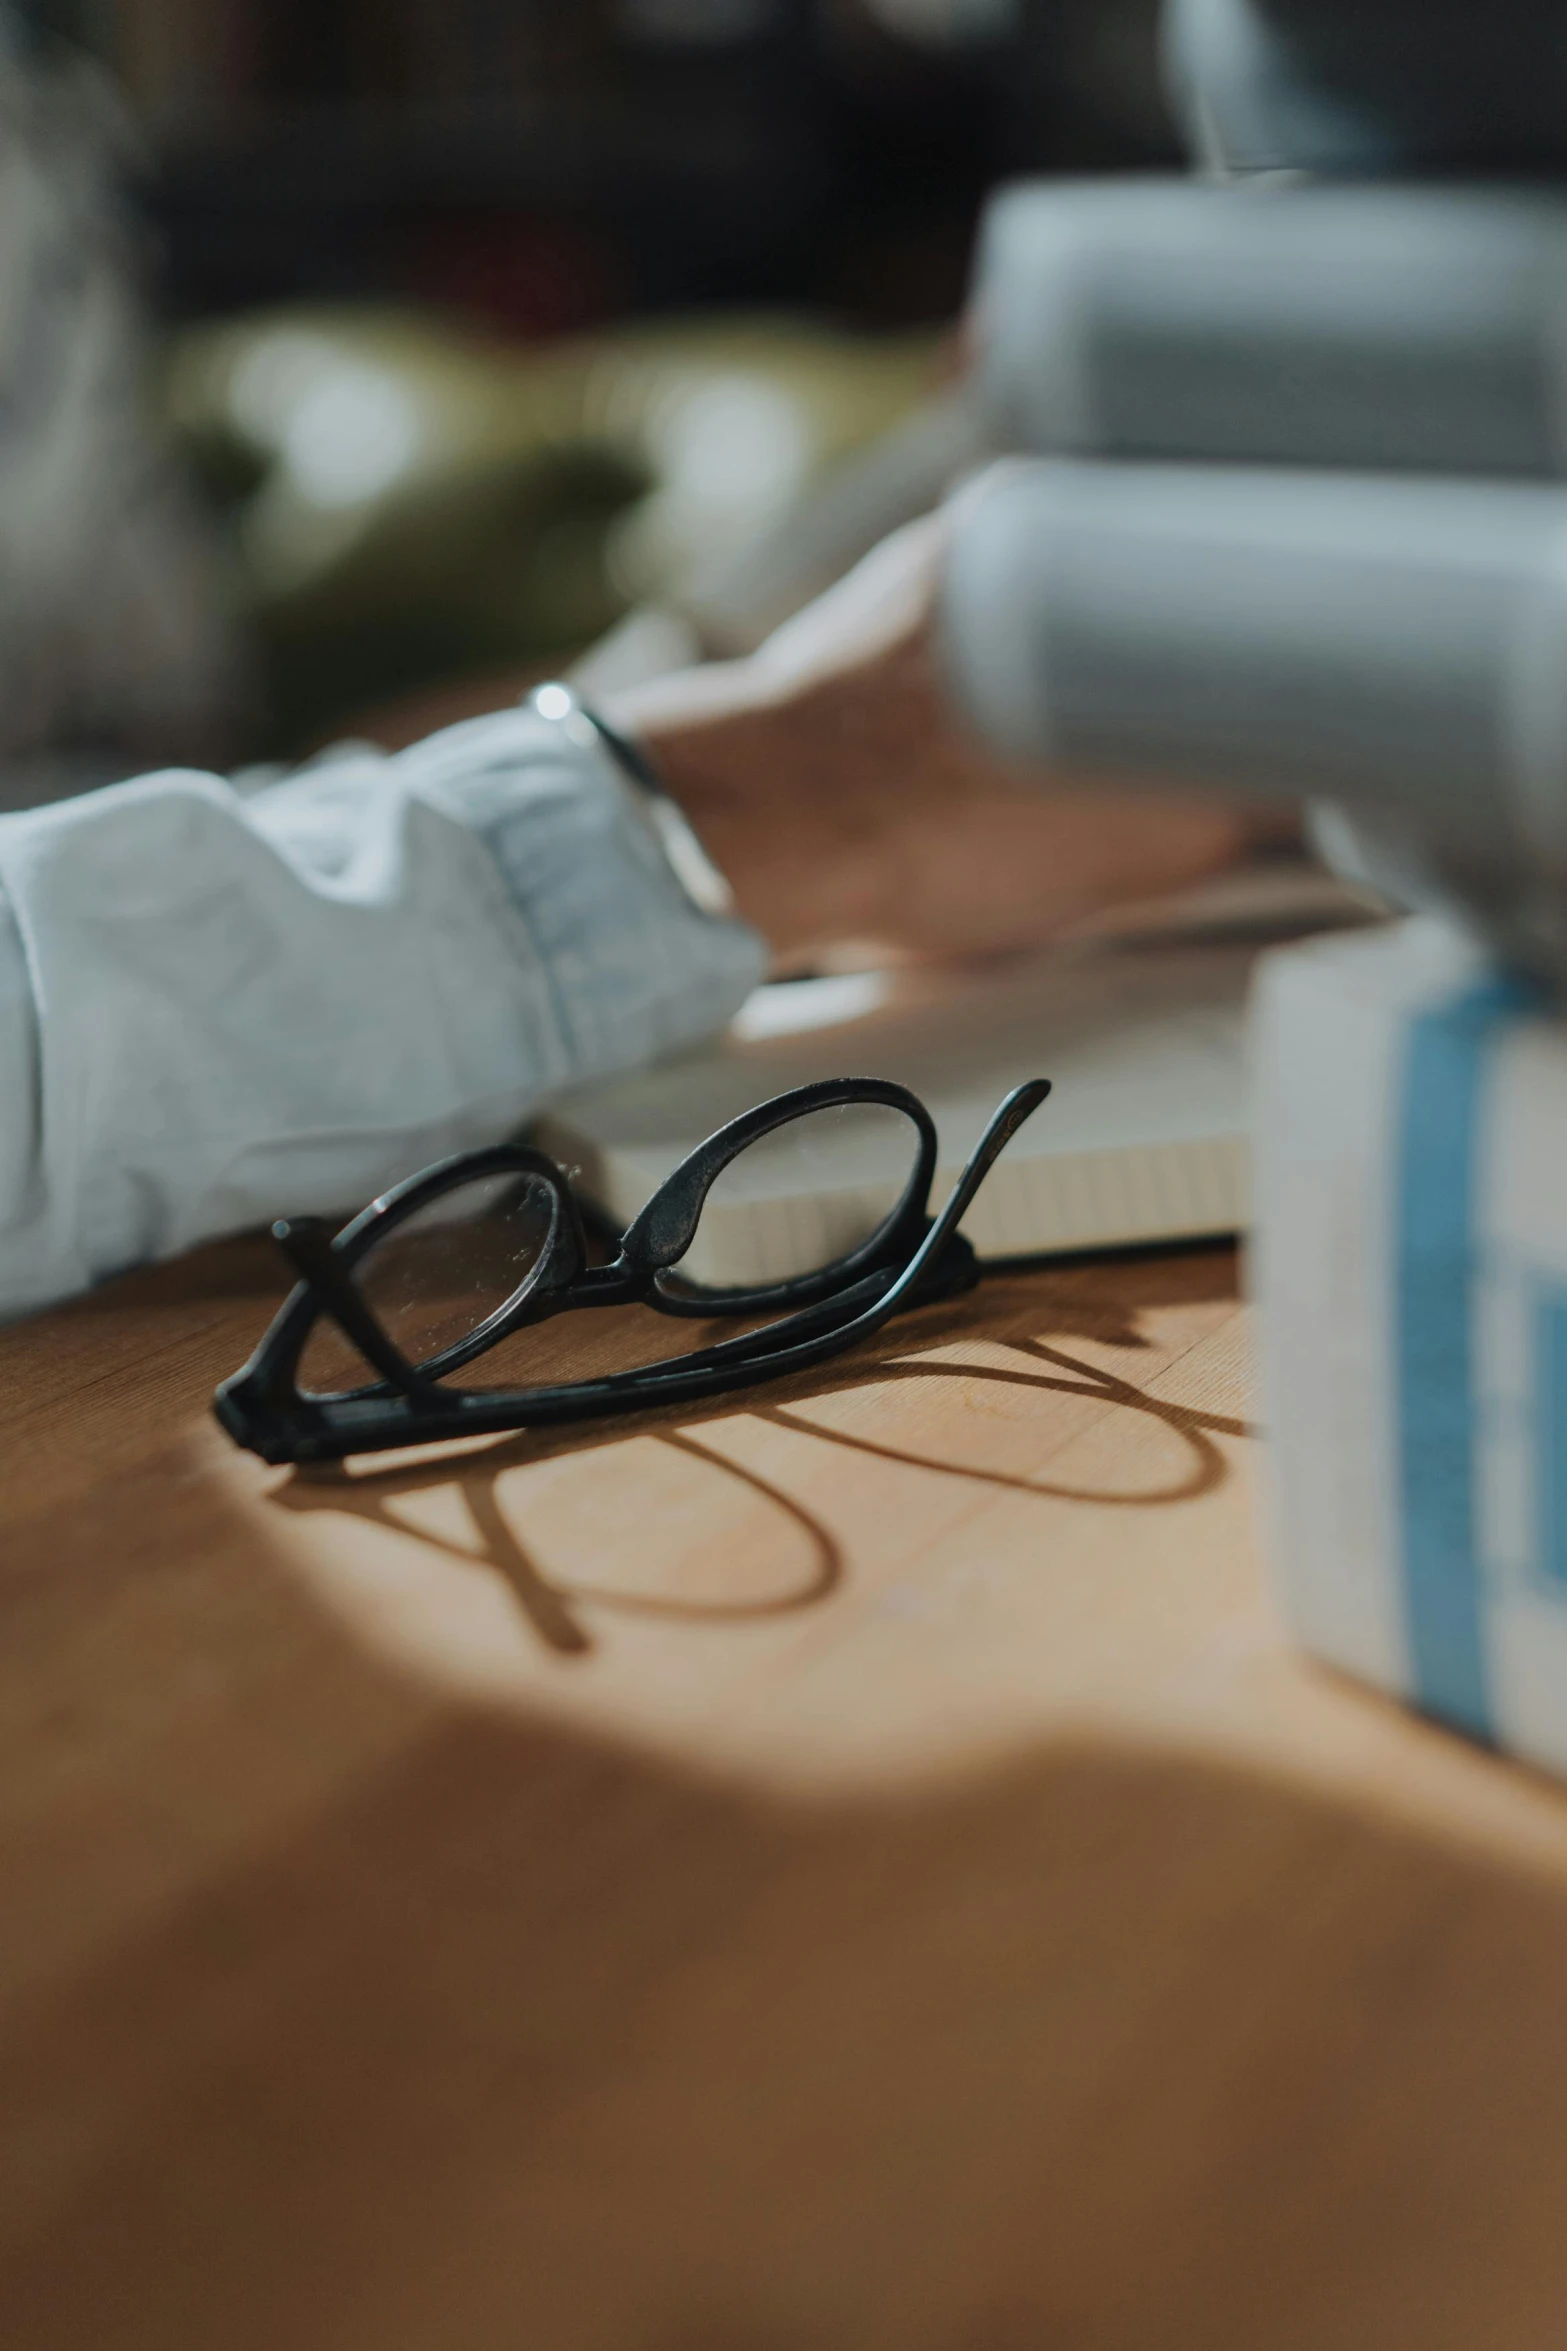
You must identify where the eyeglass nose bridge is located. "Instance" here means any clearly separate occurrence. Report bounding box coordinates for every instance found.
[616,1076,940,1284]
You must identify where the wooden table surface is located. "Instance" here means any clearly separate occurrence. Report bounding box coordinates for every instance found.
[5,1234,1567,2350]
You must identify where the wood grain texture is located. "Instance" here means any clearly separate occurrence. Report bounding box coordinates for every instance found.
[4,1236,1567,2349]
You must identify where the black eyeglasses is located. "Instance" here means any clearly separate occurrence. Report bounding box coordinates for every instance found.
[213,1074,1051,1466]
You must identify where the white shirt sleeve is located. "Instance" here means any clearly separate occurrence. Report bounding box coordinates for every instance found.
[0,706,764,1317]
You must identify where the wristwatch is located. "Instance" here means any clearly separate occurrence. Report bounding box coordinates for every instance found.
[525,680,735,922]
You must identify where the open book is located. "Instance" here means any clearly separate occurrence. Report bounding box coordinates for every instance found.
[536,868,1371,1284]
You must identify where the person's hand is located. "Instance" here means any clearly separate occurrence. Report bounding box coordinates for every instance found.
[608,514,1270,965]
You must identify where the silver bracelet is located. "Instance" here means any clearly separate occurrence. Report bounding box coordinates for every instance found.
[526,680,735,922]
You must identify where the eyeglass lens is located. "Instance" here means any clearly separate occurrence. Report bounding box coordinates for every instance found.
[297,1168,561,1398]
[675,1098,922,1288]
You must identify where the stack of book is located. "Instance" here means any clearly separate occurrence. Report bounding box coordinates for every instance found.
[963,171,1567,1770]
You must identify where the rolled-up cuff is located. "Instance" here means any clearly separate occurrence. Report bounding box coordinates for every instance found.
[400,705,767,1090]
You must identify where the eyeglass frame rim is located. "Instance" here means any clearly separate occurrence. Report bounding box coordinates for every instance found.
[214,1074,1042,1467]
[232,1072,938,1396]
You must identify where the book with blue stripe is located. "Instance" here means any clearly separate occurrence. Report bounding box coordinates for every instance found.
[1254,915,1567,1768]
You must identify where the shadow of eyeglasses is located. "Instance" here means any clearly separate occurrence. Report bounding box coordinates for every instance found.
[760,1334,1252,1509]
[271,1426,844,1659]
[266,1271,1254,1660]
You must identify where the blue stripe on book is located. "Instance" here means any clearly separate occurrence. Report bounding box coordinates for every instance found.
[1536,1294,1567,1591]
[1395,979,1525,1741]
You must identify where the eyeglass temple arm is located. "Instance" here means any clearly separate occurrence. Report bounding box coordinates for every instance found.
[798,1079,1052,1347]
[894,1079,1050,1281]
[272,1217,439,1402]
[636,1232,976,1381]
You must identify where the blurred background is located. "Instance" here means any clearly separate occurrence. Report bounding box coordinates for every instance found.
[0,0,1180,792]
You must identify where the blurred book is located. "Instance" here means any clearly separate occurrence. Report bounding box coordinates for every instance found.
[976,178,1567,479]
[537,863,1373,1283]
[944,456,1567,994]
